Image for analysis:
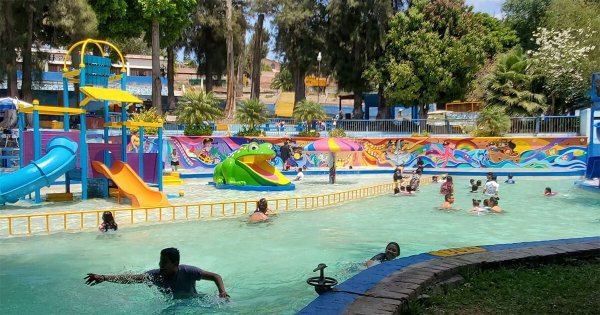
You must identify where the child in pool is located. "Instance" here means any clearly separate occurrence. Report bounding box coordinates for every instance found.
[99,211,118,232]
[489,196,502,213]
[505,174,515,184]
[470,199,487,213]
[544,187,557,196]
[249,198,275,223]
[365,242,400,267]
[440,194,454,210]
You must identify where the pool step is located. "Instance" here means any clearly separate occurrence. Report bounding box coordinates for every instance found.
[163,172,184,186]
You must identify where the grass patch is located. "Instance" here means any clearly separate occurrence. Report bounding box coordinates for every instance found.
[409,258,600,315]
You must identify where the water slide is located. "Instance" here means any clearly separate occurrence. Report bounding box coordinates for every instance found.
[92,160,170,207]
[0,137,77,204]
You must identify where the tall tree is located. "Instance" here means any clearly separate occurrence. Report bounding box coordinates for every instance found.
[326,0,393,118]
[224,0,235,117]
[502,0,551,50]
[249,0,276,100]
[138,0,195,115]
[274,0,327,106]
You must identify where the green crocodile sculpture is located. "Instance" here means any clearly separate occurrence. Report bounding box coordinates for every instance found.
[213,142,291,186]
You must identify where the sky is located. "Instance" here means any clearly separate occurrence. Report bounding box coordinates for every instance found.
[465,0,505,18]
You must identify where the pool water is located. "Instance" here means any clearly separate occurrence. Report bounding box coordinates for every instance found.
[1,177,599,314]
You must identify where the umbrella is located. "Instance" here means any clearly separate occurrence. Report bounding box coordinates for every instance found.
[303,137,363,184]
[0,97,33,110]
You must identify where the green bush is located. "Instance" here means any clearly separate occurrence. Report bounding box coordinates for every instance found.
[236,127,264,137]
[473,106,511,136]
[410,131,430,137]
[184,124,213,136]
[328,128,346,137]
[298,130,321,137]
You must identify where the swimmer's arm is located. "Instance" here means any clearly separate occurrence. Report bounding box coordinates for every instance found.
[84,273,146,285]
[201,271,229,299]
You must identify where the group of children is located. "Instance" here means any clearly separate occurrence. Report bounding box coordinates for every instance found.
[392,165,421,195]
[439,173,503,214]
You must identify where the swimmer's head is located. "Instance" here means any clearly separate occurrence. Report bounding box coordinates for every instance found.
[446,175,453,183]
[385,242,400,260]
[508,174,513,179]
[472,199,481,206]
[159,247,180,276]
[483,199,489,207]
[476,180,482,186]
[544,187,552,194]
[470,179,475,184]
[102,211,114,223]
[445,194,454,202]
[489,196,499,206]
[257,198,268,212]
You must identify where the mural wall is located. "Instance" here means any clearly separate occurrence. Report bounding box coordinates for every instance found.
[137,136,588,173]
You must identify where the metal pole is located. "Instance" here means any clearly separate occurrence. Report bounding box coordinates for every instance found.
[317,61,321,104]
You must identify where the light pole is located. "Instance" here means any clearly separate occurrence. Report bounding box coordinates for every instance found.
[317,52,322,104]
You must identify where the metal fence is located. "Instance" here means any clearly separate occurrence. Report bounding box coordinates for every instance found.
[132,116,581,137]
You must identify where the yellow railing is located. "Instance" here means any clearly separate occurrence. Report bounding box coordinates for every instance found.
[0,176,440,237]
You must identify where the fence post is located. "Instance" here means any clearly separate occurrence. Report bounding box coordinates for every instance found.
[535,117,540,135]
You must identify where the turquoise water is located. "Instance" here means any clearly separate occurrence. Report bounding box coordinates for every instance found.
[1,177,599,314]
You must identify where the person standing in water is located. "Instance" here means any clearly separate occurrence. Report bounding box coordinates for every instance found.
[170,149,180,172]
[84,248,229,300]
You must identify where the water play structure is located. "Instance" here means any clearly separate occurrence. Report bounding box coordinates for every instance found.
[213,142,293,190]
[0,38,168,206]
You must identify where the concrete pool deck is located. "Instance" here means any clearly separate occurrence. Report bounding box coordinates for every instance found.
[298,236,600,315]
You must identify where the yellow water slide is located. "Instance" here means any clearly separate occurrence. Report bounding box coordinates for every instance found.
[274,92,295,117]
[92,161,170,207]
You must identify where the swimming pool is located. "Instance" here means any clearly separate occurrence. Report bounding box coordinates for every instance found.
[1,176,599,314]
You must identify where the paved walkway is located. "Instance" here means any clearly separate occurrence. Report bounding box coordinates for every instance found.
[298,236,600,315]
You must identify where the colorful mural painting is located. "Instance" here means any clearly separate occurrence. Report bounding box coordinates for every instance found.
[135,136,588,173]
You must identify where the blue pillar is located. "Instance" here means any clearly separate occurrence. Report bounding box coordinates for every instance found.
[139,126,144,181]
[33,110,41,203]
[103,100,109,143]
[63,77,70,131]
[158,127,163,192]
[18,112,24,169]
[80,67,88,200]
[121,72,128,162]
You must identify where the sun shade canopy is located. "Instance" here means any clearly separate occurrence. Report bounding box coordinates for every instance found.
[80,86,143,106]
[303,137,363,152]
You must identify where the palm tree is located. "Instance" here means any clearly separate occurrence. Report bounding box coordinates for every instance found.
[293,100,327,127]
[270,68,293,92]
[475,106,512,136]
[176,90,224,126]
[236,99,269,131]
[485,47,547,116]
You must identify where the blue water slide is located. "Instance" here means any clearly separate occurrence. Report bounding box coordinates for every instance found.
[0,137,78,204]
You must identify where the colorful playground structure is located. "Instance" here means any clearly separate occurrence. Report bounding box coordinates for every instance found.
[0,39,169,207]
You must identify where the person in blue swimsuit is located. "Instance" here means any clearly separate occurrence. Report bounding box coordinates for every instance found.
[365,242,401,267]
[84,248,229,300]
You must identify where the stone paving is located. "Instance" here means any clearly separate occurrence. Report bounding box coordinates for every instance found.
[298,236,600,315]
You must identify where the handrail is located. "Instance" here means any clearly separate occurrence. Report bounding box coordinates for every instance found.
[0,175,440,237]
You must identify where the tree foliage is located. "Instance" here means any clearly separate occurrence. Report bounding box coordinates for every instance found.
[236,99,269,131]
[474,105,511,137]
[176,90,224,126]
[380,0,488,118]
[484,47,547,116]
[529,28,596,113]
[270,67,293,91]
[293,100,327,123]
[274,0,326,106]
[326,0,393,118]
[502,0,551,50]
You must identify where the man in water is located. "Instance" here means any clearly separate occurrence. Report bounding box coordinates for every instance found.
[84,248,229,300]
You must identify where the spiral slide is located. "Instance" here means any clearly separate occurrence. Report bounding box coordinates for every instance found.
[0,137,78,204]
[92,160,170,207]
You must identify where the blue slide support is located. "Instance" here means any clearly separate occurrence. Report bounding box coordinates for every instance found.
[0,137,78,204]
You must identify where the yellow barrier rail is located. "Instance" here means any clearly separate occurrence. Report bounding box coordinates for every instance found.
[0,176,440,237]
